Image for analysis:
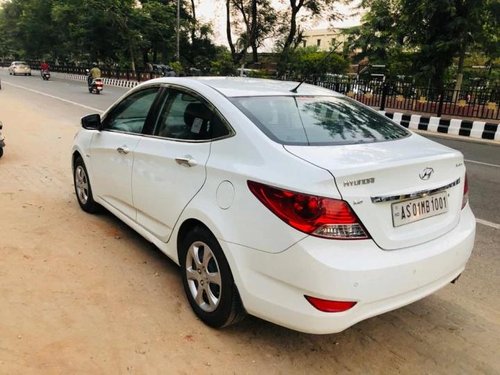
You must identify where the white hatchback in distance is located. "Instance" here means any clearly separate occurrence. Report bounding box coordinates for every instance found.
[8,61,31,76]
[71,77,475,334]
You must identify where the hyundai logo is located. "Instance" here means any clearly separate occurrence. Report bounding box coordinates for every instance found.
[419,167,434,180]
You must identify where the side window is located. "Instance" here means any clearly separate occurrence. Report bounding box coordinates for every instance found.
[104,88,159,134]
[154,90,230,141]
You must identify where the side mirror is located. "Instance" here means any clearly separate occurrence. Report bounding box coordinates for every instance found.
[81,114,102,130]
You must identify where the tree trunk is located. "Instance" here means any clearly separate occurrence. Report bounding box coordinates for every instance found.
[250,0,258,63]
[453,43,466,101]
[129,43,136,73]
[278,0,302,75]
[190,0,197,42]
[226,0,236,61]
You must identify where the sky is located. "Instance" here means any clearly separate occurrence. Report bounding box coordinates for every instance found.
[195,0,363,48]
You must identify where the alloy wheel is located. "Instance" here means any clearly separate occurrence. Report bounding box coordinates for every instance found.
[75,165,89,205]
[185,241,222,313]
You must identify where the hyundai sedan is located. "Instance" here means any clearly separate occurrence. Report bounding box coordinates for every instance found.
[71,77,475,334]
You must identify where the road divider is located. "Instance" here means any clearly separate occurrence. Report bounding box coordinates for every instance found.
[380,111,499,142]
[52,72,139,89]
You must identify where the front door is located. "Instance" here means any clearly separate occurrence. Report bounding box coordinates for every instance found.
[90,87,160,219]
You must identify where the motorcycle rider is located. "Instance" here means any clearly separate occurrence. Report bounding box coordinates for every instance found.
[88,63,101,87]
[40,61,49,77]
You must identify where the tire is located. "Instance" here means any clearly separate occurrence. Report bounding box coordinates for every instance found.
[73,156,99,213]
[0,147,3,158]
[180,226,245,328]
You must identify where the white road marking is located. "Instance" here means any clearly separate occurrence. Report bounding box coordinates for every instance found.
[2,81,103,113]
[465,159,500,168]
[476,218,500,230]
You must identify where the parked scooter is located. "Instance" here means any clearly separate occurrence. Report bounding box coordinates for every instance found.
[41,70,50,80]
[0,121,5,158]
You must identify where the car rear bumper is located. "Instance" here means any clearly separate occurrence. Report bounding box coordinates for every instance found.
[222,205,476,334]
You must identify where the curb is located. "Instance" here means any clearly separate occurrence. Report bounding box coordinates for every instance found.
[380,111,499,142]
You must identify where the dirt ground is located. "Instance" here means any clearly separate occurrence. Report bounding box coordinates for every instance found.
[1,86,499,375]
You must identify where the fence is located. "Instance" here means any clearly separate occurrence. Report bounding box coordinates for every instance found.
[1,60,499,120]
[313,79,499,120]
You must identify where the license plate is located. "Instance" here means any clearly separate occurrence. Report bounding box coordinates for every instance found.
[391,191,448,227]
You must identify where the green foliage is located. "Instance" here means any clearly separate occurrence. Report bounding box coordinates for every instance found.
[275,0,344,75]
[0,0,219,71]
[210,48,236,76]
[349,0,498,88]
[286,47,349,77]
[169,61,183,75]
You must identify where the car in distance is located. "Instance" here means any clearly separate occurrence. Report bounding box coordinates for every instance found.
[71,77,475,334]
[8,61,32,76]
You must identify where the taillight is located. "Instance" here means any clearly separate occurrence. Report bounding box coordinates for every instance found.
[462,173,469,209]
[247,181,369,240]
[305,296,357,312]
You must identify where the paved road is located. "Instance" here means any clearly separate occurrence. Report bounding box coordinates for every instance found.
[1,69,499,373]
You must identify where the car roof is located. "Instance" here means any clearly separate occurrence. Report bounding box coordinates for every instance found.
[145,77,341,98]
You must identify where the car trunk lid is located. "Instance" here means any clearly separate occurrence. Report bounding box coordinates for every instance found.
[284,135,466,250]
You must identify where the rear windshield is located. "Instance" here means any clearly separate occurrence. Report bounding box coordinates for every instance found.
[231,96,409,145]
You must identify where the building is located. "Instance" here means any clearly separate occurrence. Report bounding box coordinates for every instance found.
[302,28,348,52]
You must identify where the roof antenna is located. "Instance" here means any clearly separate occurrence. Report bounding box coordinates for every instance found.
[290,48,338,93]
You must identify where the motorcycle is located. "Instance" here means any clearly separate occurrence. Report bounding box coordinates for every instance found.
[41,70,50,80]
[88,77,103,94]
[86,69,103,94]
[0,121,5,158]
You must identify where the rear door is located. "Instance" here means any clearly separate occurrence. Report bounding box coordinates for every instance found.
[132,88,230,242]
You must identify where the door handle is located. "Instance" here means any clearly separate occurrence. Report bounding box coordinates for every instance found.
[175,156,197,167]
[116,146,129,154]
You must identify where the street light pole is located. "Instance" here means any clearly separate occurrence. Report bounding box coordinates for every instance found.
[176,0,180,62]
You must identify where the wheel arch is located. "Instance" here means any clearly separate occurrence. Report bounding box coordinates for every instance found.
[176,218,212,263]
[72,150,83,170]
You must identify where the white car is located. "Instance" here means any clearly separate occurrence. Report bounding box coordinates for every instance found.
[8,61,31,76]
[71,77,475,334]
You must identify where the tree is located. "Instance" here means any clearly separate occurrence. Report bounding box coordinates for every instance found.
[0,0,218,71]
[276,0,343,75]
[224,0,277,65]
[350,0,498,89]
[401,0,486,90]
[285,46,349,78]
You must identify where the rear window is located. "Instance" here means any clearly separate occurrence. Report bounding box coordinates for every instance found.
[231,96,409,145]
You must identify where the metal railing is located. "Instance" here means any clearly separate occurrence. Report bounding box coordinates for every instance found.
[2,60,498,120]
[306,78,499,120]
